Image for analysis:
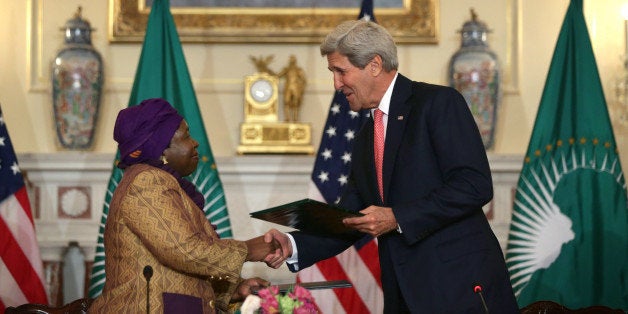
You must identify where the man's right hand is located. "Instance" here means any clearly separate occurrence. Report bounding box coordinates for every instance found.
[263,229,292,269]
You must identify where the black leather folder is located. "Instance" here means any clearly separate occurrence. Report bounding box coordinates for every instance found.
[250,198,363,238]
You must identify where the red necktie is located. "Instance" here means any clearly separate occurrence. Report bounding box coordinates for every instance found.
[374,109,385,201]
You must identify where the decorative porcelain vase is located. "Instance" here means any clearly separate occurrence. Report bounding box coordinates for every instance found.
[52,7,103,149]
[448,9,500,150]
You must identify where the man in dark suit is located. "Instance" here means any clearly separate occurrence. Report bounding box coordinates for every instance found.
[265,20,519,313]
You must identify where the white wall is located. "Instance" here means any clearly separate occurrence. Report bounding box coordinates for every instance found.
[19,152,523,291]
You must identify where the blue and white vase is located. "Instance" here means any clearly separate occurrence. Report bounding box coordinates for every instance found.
[52,7,103,150]
[448,9,500,150]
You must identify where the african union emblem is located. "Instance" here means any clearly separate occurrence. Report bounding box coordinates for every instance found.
[506,136,628,307]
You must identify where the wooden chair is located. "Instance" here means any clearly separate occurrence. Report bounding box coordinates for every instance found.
[4,297,93,314]
[520,300,624,314]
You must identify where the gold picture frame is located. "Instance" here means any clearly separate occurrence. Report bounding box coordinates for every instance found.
[108,0,438,44]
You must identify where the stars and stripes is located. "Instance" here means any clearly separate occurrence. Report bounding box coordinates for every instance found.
[0,106,48,311]
[310,95,370,205]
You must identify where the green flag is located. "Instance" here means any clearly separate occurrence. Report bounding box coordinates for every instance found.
[87,0,232,298]
[505,0,628,309]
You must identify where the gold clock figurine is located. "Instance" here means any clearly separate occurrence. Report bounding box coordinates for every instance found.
[237,55,313,155]
[244,73,279,122]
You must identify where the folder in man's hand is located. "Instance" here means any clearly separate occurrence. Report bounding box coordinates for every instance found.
[250,198,363,238]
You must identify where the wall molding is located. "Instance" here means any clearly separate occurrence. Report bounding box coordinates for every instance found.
[18,152,522,261]
[17,152,522,299]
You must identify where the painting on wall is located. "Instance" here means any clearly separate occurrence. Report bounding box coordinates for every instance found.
[108,0,438,43]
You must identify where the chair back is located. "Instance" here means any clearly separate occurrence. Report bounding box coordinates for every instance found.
[4,297,93,314]
[520,300,624,314]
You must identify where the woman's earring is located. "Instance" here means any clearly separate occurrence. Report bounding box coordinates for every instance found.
[161,155,168,164]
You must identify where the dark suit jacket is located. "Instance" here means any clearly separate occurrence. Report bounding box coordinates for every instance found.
[290,74,518,313]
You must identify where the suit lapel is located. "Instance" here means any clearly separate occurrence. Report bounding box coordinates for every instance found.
[382,74,413,202]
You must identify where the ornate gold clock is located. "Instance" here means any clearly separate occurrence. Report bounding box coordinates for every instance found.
[244,73,279,122]
[238,56,313,155]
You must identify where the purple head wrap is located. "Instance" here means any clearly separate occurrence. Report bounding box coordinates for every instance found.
[114,98,183,166]
[112,98,211,225]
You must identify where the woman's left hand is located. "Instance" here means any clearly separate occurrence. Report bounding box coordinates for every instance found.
[232,277,269,302]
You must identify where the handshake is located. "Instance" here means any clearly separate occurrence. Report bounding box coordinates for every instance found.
[244,229,293,268]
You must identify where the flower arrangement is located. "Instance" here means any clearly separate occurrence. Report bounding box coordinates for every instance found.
[239,285,319,314]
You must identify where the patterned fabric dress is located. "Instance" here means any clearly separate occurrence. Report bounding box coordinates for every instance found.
[89,164,247,313]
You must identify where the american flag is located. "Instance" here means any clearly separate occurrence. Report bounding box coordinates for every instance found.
[300,89,384,313]
[0,106,48,311]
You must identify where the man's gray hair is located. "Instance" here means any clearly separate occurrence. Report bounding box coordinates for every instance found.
[320,20,398,72]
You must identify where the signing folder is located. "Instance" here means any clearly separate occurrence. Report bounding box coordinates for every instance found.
[250,198,362,237]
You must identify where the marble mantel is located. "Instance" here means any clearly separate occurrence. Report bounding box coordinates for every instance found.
[16,152,523,303]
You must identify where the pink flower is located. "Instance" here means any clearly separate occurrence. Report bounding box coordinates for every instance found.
[257,285,278,313]
[253,284,318,314]
[291,286,315,303]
